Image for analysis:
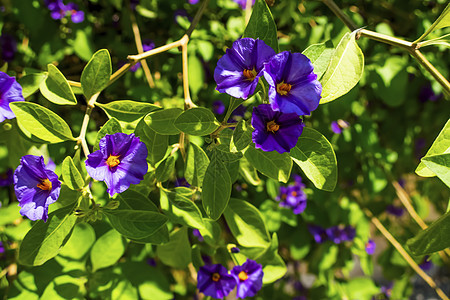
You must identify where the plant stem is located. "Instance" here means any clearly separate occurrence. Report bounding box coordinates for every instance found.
[77,92,99,157]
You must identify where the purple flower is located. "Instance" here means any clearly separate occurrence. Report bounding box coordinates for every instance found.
[146,258,157,267]
[340,225,356,241]
[0,33,17,62]
[326,226,342,244]
[13,155,61,222]
[231,259,263,298]
[193,229,204,242]
[174,9,192,25]
[45,0,84,23]
[188,0,199,4]
[232,0,255,9]
[0,241,4,254]
[212,100,225,115]
[197,264,236,298]
[365,239,376,255]
[380,282,393,298]
[308,224,328,243]
[251,104,303,153]
[386,204,404,217]
[331,121,342,134]
[0,169,13,186]
[85,133,148,197]
[0,71,25,122]
[214,38,276,99]
[264,51,322,116]
[230,247,240,253]
[419,256,432,271]
[227,104,247,123]
[175,177,191,188]
[419,82,442,102]
[276,185,307,214]
[142,39,155,52]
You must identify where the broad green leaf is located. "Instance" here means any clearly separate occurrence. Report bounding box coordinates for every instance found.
[224,198,270,248]
[10,102,75,143]
[375,56,409,107]
[19,72,47,98]
[62,156,85,190]
[415,3,450,43]
[416,119,450,177]
[19,204,77,266]
[156,227,192,268]
[71,29,94,61]
[302,41,334,80]
[290,127,337,191]
[255,234,286,284]
[320,31,364,104]
[40,275,85,299]
[94,117,122,151]
[198,219,222,246]
[202,149,232,220]
[58,223,95,260]
[188,55,204,97]
[144,108,183,135]
[422,153,450,188]
[407,211,450,255]
[155,155,176,182]
[160,189,204,229]
[239,156,261,185]
[185,142,209,187]
[81,49,112,100]
[216,144,243,162]
[0,204,21,226]
[342,278,380,300]
[39,64,77,105]
[174,107,220,136]
[243,0,279,52]
[244,144,292,183]
[91,229,126,272]
[104,209,168,240]
[231,120,253,152]
[135,117,168,166]
[96,100,160,128]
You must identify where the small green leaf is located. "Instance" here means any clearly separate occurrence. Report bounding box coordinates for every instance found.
[415,3,450,43]
[135,117,169,166]
[39,64,77,105]
[416,119,450,177]
[81,49,112,100]
[91,229,126,272]
[407,211,450,255]
[243,0,279,52]
[290,127,337,191]
[422,153,450,187]
[96,100,160,128]
[185,142,210,187]
[231,120,253,152]
[19,72,47,98]
[244,144,292,183]
[224,198,270,248]
[255,233,287,284]
[62,156,85,190]
[302,41,334,80]
[10,102,75,143]
[155,155,176,182]
[145,108,183,135]
[156,227,192,268]
[160,189,204,229]
[320,31,364,104]
[188,55,204,97]
[94,118,122,151]
[202,149,232,220]
[19,204,77,266]
[174,107,220,136]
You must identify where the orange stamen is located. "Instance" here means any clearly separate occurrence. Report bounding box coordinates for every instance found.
[106,155,121,168]
[211,273,221,282]
[291,191,298,197]
[238,271,248,281]
[266,120,280,133]
[277,82,292,95]
[243,68,257,81]
[37,178,52,191]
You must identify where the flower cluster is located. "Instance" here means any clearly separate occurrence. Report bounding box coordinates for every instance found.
[214,38,321,153]
[197,259,263,299]
[44,0,84,23]
[276,175,307,214]
[0,169,14,186]
[0,71,25,123]
[308,224,356,244]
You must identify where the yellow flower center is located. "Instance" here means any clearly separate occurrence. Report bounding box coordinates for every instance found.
[243,68,257,81]
[211,272,221,282]
[266,120,280,133]
[238,271,248,281]
[106,155,121,168]
[291,191,298,197]
[37,178,52,191]
[277,82,292,95]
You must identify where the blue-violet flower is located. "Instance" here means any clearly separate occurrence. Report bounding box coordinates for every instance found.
[0,169,13,186]
[0,71,25,122]
[197,264,236,299]
[366,239,376,255]
[231,259,264,299]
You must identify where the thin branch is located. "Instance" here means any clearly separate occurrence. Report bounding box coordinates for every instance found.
[77,92,99,157]
[245,0,252,24]
[186,0,210,38]
[181,36,196,109]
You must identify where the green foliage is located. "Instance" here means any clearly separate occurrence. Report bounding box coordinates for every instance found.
[19,72,47,98]
[80,49,112,100]
[174,107,220,136]
[39,64,77,105]
[244,0,279,52]
[185,142,209,187]
[144,108,183,135]
[422,153,450,187]
[415,2,450,43]
[302,41,334,80]
[156,227,192,268]
[160,189,204,229]
[135,117,169,166]
[61,156,85,190]
[90,229,126,272]
[94,117,122,151]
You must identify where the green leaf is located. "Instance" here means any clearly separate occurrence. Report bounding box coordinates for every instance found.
[135,117,168,166]
[0,204,21,226]
[224,198,271,248]
[91,229,126,272]
[198,219,222,246]
[144,108,183,135]
[244,144,292,183]
[416,119,450,177]
[302,41,334,80]
[58,223,95,260]
[216,144,243,162]
[156,227,192,268]
[19,204,77,266]
[10,102,75,143]
[188,55,204,97]
[223,97,244,123]
[96,100,160,128]
[239,156,261,185]
[174,108,220,136]
[202,149,232,220]
[62,156,85,190]
[243,0,279,52]
[39,64,77,105]
[160,189,204,229]
[19,72,47,98]
[415,3,450,43]
[290,127,337,191]
[419,33,450,47]
[320,31,364,104]
[255,233,287,284]
[104,209,168,240]
[40,275,85,299]
[407,211,450,255]
[80,49,112,100]
[155,155,176,183]
[185,142,210,187]
[422,153,450,188]
[231,120,253,152]
[94,117,122,151]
